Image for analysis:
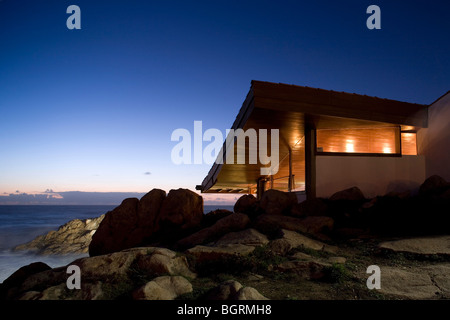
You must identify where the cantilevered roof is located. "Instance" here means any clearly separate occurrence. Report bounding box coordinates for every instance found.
[197,80,429,194]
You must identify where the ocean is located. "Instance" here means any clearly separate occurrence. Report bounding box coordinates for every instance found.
[0,204,234,283]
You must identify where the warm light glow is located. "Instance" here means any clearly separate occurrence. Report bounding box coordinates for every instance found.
[345,141,354,152]
[383,145,392,153]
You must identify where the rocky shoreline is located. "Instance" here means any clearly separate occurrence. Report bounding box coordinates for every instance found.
[2,175,450,300]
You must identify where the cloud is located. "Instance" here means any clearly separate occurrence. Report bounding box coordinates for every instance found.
[144,172,151,175]
[44,189,54,193]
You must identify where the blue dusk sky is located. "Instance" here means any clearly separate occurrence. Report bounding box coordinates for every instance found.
[0,0,449,205]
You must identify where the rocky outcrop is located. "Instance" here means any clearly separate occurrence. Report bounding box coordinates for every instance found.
[132,276,192,300]
[89,188,204,256]
[233,194,260,217]
[186,244,255,263]
[157,188,203,230]
[259,189,298,215]
[14,215,104,255]
[176,213,250,249]
[89,189,166,256]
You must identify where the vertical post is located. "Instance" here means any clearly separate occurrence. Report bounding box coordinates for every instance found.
[305,127,316,199]
[288,147,293,192]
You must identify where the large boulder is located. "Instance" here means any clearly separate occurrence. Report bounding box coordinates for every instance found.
[177,213,250,249]
[157,189,203,230]
[329,187,365,202]
[259,189,298,215]
[419,175,449,196]
[132,276,193,300]
[89,189,166,256]
[15,215,105,255]
[234,194,260,217]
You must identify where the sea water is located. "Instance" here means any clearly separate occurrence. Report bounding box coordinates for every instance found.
[0,204,233,283]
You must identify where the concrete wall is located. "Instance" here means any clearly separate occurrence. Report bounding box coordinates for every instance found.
[417,92,450,181]
[316,155,426,198]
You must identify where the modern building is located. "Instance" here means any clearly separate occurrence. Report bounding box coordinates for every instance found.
[196,80,450,200]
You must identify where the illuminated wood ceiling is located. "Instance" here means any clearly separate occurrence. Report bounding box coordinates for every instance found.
[198,81,428,194]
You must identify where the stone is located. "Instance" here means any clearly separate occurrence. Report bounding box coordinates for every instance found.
[89,189,167,256]
[278,229,337,254]
[14,215,105,255]
[157,188,203,230]
[275,260,328,280]
[214,229,269,247]
[132,276,192,300]
[133,247,196,279]
[328,257,346,264]
[379,266,439,299]
[329,187,365,202]
[290,198,328,217]
[297,216,334,235]
[253,214,307,236]
[177,213,250,249]
[1,262,51,290]
[267,239,292,256]
[234,194,260,216]
[203,209,233,227]
[186,244,255,263]
[259,189,298,215]
[419,175,449,196]
[378,235,450,256]
[235,287,269,300]
[204,280,268,300]
[204,280,242,300]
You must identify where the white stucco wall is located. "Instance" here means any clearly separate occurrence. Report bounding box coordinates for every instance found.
[316,155,426,198]
[417,92,450,181]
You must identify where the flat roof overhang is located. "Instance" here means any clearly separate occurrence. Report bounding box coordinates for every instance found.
[197,81,429,194]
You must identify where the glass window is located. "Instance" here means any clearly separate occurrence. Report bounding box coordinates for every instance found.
[316,127,400,154]
[401,132,417,155]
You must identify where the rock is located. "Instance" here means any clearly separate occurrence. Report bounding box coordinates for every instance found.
[14,215,105,255]
[297,216,334,235]
[419,175,449,196]
[203,209,233,227]
[275,260,328,280]
[259,189,297,215]
[253,214,307,236]
[329,187,365,202]
[177,213,250,249]
[205,280,268,300]
[18,291,41,300]
[278,229,338,254]
[234,194,260,216]
[157,188,203,230]
[254,214,334,238]
[378,235,450,256]
[1,262,51,290]
[133,247,196,279]
[186,244,255,263]
[379,266,439,299]
[235,287,269,300]
[267,239,291,256]
[132,276,192,300]
[204,280,242,300]
[214,229,269,247]
[290,198,328,217]
[89,189,166,256]
[74,247,151,278]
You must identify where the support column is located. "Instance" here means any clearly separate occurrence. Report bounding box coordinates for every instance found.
[288,147,293,192]
[305,127,316,199]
